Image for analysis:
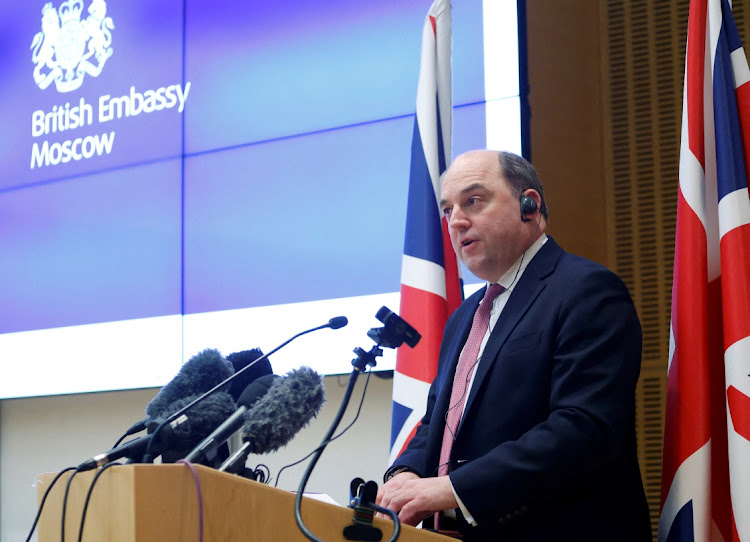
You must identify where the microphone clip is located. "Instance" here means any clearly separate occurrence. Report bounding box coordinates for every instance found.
[344,478,382,542]
[351,345,382,373]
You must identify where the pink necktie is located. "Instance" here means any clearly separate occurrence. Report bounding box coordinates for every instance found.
[437,283,505,477]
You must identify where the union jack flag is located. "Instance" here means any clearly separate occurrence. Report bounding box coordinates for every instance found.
[659,0,750,540]
[389,0,462,465]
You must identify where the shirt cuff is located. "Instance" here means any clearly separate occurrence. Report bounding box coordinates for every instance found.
[449,476,477,526]
[383,465,418,483]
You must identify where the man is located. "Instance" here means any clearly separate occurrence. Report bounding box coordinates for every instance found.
[376,150,651,541]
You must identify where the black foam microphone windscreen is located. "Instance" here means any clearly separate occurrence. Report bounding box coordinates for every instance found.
[156,390,238,463]
[241,367,325,454]
[225,349,273,403]
[182,375,280,465]
[238,374,280,408]
[145,348,234,418]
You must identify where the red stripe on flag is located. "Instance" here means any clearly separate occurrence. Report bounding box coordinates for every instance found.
[708,284,732,542]
[739,83,750,182]
[720,224,750,348]
[728,385,750,441]
[661,188,715,506]
[429,15,436,36]
[396,284,447,383]
[686,0,707,168]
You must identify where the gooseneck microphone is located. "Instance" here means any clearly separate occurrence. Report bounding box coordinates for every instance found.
[327,316,348,330]
[143,317,347,463]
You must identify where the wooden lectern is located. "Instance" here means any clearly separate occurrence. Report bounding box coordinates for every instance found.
[37,464,453,541]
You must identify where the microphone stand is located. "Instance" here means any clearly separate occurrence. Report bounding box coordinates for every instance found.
[294,307,419,542]
[142,317,347,463]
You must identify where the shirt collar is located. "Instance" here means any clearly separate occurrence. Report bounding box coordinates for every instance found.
[492,233,548,292]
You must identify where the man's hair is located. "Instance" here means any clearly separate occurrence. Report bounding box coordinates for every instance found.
[496,151,549,220]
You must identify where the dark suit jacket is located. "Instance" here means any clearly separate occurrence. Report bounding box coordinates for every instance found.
[393,238,652,541]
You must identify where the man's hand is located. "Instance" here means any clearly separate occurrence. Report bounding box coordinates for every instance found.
[375,473,458,526]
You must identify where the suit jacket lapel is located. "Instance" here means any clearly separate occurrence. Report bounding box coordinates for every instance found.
[432,290,482,427]
[459,238,563,432]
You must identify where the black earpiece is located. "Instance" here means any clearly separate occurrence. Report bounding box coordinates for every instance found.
[520,193,538,222]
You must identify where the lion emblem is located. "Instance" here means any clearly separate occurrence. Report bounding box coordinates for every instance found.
[30,0,114,93]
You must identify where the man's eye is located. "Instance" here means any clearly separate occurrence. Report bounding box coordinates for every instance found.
[443,208,452,217]
[467,197,477,206]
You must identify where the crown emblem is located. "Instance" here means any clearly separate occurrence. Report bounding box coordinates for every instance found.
[58,0,83,25]
[30,0,114,93]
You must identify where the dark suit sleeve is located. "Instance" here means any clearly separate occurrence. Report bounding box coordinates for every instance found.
[449,266,643,525]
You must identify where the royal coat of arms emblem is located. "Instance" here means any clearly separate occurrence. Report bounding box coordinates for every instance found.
[30,0,114,93]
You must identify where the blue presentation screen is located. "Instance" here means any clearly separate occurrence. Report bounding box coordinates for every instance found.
[0,0,520,398]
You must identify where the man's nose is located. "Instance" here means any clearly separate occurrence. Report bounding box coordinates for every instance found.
[447,207,468,229]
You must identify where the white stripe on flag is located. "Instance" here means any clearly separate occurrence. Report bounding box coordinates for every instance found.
[726,336,750,540]
[414,0,451,209]
[400,254,447,299]
[434,1,451,167]
[658,442,712,542]
[708,0,722,70]
[732,48,750,87]
[703,16,722,284]
[391,370,432,405]
[718,187,750,239]
[678,87,708,229]
[667,324,676,373]
[415,15,440,201]
[725,335,750,395]
[725,334,750,529]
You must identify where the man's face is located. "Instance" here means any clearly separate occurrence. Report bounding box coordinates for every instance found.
[440,151,526,282]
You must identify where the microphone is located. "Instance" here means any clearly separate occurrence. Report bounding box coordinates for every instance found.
[238,374,281,408]
[146,349,234,417]
[157,391,238,463]
[143,317,344,462]
[218,368,324,474]
[225,348,273,403]
[78,391,237,471]
[242,367,325,454]
[120,349,234,439]
[183,374,280,465]
[327,316,348,330]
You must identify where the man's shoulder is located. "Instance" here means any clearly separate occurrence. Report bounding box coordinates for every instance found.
[543,237,624,281]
